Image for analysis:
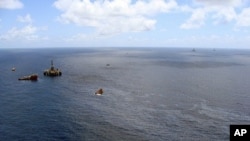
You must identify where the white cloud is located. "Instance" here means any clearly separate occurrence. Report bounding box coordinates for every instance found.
[54,0,177,35]
[0,25,37,40]
[236,8,250,27]
[195,0,242,7]
[180,0,243,29]
[0,0,23,9]
[17,14,33,24]
[0,25,47,41]
[212,7,237,25]
[0,13,48,42]
[180,8,206,29]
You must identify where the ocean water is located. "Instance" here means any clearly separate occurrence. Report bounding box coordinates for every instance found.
[0,47,250,141]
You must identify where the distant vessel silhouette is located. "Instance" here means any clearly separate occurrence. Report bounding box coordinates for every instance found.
[192,48,196,52]
[44,60,62,76]
[95,88,103,95]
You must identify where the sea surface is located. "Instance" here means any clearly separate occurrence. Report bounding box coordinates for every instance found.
[0,47,250,141]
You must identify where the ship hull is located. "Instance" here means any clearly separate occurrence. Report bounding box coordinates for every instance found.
[18,74,38,81]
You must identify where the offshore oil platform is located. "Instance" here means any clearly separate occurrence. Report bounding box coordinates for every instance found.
[44,60,62,76]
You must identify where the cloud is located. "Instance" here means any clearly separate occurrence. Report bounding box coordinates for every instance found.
[212,7,237,25]
[54,0,177,35]
[17,14,33,24]
[236,8,250,27]
[0,14,48,42]
[0,25,47,41]
[195,0,242,7]
[0,0,23,9]
[180,0,243,29]
[180,8,206,29]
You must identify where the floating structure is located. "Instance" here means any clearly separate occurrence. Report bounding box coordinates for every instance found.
[95,88,103,95]
[44,60,62,76]
[18,74,38,81]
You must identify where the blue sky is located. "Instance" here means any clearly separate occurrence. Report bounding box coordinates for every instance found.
[0,0,250,48]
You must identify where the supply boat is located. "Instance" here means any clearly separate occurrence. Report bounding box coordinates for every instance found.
[18,74,38,81]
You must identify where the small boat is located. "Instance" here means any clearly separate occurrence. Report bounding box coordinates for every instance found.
[95,88,103,95]
[192,48,196,52]
[18,74,38,81]
[12,67,16,71]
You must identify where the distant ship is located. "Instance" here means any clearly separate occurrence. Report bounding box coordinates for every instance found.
[192,48,196,52]
[95,88,103,95]
[44,60,62,76]
[18,74,38,81]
